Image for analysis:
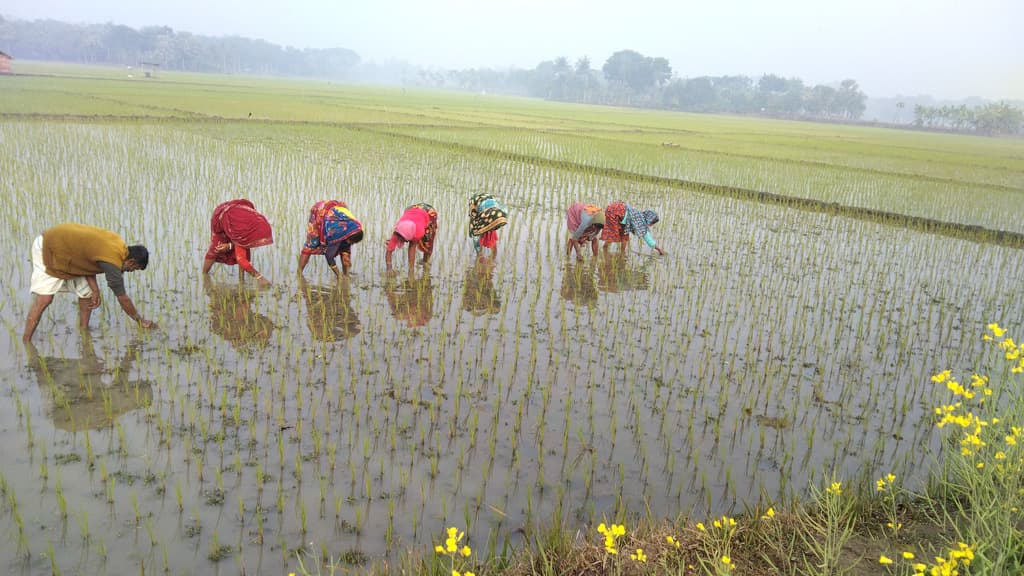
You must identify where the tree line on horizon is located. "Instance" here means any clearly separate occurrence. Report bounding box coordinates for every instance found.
[0,16,361,78]
[2,15,1021,134]
[439,53,870,121]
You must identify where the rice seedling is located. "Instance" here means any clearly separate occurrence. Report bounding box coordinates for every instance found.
[0,70,1021,574]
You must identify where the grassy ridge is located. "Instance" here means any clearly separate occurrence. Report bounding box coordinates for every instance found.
[3,63,1021,239]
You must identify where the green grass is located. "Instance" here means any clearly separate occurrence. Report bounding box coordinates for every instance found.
[0,62,1021,575]
[5,60,1019,234]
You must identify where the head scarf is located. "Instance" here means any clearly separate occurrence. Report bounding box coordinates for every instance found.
[394,220,416,241]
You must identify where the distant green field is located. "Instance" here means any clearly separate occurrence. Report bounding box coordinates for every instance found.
[3,61,1022,236]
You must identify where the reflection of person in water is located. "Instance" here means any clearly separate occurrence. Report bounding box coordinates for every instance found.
[596,252,651,293]
[25,336,153,432]
[298,277,361,342]
[462,256,501,315]
[203,277,276,349]
[560,262,598,307]
[384,270,434,327]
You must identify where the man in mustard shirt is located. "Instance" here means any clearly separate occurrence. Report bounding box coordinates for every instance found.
[23,223,158,342]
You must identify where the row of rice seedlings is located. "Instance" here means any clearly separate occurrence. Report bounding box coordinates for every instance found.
[0,118,1021,572]
[382,124,1024,233]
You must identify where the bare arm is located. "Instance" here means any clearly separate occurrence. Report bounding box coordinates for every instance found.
[116,294,157,329]
[85,275,101,309]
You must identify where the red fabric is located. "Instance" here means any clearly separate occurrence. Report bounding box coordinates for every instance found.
[396,207,429,241]
[387,207,430,253]
[206,199,273,265]
[479,230,498,249]
[233,245,256,274]
[386,233,406,252]
[601,201,627,243]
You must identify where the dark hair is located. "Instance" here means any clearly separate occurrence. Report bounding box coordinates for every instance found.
[127,245,149,270]
[349,230,365,245]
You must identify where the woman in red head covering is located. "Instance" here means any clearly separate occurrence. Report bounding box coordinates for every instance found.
[202,199,274,285]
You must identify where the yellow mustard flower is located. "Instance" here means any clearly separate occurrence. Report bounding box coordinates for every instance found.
[879,555,893,564]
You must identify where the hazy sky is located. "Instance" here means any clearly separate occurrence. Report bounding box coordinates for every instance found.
[5,0,1022,100]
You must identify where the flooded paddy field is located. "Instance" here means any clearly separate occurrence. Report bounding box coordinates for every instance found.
[1,73,1023,575]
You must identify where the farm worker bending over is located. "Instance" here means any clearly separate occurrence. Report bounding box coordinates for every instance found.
[23,223,156,342]
[467,193,508,257]
[385,203,438,272]
[203,199,274,286]
[298,200,364,279]
[601,201,667,256]
[565,202,606,261]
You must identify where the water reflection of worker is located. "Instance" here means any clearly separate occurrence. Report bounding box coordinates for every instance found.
[298,277,361,342]
[462,256,501,315]
[203,277,276,349]
[560,262,598,307]
[25,336,153,432]
[384,270,434,327]
[597,252,651,293]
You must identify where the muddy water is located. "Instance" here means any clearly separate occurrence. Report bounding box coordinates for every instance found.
[1,122,1022,575]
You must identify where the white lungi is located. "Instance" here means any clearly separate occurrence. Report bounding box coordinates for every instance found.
[30,235,94,298]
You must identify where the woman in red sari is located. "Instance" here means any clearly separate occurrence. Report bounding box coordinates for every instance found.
[202,199,274,286]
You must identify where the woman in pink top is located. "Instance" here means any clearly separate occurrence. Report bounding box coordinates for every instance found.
[385,203,438,271]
